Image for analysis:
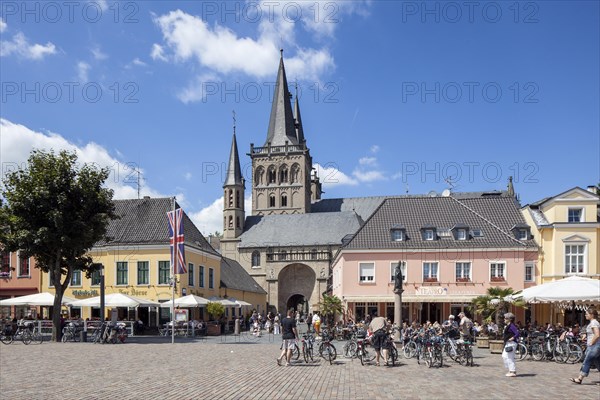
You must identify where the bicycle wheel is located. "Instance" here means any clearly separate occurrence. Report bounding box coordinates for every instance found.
[307,343,314,362]
[567,343,583,364]
[515,343,527,361]
[61,332,70,343]
[293,344,301,360]
[531,343,544,361]
[0,333,13,345]
[21,331,32,345]
[388,347,398,366]
[553,341,568,363]
[32,331,44,344]
[324,343,335,365]
[343,341,357,358]
[403,341,417,359]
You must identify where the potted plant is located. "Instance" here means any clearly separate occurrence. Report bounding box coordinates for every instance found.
[206,302,225,336]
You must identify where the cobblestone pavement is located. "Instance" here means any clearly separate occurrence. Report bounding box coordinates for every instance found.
[1,334,598,400]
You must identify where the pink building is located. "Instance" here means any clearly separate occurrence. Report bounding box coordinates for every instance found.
[332,192,539,324]
[0,251,42,319]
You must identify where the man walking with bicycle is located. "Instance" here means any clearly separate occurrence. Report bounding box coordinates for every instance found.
[277,309,298,367]
[369,314,389,366]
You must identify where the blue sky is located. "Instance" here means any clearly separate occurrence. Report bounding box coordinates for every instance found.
[1,1,599,234]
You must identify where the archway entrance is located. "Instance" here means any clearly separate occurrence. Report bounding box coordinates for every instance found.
[287,294,307,315]
[278,263,316,315]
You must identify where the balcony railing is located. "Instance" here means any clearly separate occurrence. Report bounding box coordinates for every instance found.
[251,142,306,156]
[266,250,331,262]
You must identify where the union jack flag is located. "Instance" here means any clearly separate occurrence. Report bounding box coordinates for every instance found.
[167,208,187,275]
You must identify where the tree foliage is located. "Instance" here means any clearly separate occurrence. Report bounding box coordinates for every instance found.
[1,150,116,341]
[207,302,225,320]
[471,287,525,332]
[320,294,343,326]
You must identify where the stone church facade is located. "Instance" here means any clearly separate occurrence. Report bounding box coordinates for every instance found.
[219,53,377,314]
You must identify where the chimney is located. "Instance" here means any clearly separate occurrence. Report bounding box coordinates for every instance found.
[587,185,597,194]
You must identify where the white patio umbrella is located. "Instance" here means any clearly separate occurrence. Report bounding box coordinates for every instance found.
[68,293,160,308]
[208,297,240,307]
[0,292,76,306]
[159,294,210,308]
[234,300,252,307]
[512,276,600,303]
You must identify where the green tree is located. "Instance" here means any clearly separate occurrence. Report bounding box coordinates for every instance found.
[207,302,225,320]
[320,294,343,327]
[1,150,116,341]
[471,287,525,333]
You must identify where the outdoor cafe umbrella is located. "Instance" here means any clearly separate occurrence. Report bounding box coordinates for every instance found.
[511,276,600,303]
[159,294,210,308]
[68,293,160,308]
[208,297,240,307]
[0,292,76,306]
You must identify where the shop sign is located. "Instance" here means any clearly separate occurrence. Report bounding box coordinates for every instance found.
[416,287,447,296]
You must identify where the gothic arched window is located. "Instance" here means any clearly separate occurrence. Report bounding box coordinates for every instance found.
[281,194,288,207]
[268,166,277,184]
[251,251,261,267]
[279,165,289,183]
[269,194,276,207]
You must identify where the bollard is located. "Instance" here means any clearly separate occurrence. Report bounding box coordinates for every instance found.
[80,331,87,342]
[234,318,240,335]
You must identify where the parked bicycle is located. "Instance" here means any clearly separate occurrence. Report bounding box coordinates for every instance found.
[317,329,337,365]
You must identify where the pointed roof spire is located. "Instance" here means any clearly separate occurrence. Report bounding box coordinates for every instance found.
[507,176,515,197]
[265,50,298,146]
[294,82,305,144]
[224,121,243,187]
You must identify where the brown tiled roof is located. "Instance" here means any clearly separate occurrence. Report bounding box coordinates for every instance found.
[96,197,219,256]
[344,193,538,250]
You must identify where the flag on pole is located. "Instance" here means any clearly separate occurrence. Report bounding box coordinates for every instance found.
[167,208,187,274]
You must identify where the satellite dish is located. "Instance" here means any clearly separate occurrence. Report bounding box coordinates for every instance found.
[427,191,438,197]
[442,189,451,197]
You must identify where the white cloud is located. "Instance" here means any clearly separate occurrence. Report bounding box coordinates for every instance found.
[0,119,164,200]
[151,43,168,61]
[189,195,252,236]
[125,57,148,69]
[1,32,57,60]
[152,9,336,84]
[94,0,108,11]
[352,169,386,183]
[0,20,7,33]
[314,163,358,188]
[76,61,91,82]
[359,157,377,166]
[177,72,219,104]
[184,172,192,181]
[91,46,108,60]
[370,145,380,154]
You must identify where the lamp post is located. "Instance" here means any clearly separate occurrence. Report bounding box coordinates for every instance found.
[100,264,105,322]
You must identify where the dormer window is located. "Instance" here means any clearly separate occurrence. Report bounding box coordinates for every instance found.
[511,224,530,240]
[424,229,434,240]
[390,224,406,242]
[568,208,583,223]
[457,229,467,240]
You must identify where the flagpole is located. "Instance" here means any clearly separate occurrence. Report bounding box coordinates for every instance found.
[171,196,176,345]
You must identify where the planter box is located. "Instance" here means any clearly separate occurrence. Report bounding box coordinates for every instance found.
[489,339,504,354]
[476,336,490,348]
[207,322,221,336]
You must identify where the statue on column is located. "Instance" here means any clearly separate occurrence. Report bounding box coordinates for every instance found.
[394,264,404,293]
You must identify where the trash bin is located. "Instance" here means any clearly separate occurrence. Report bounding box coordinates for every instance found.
[80,331,87,342]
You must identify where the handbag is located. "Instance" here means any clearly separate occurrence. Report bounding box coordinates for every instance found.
[504,343,514,352]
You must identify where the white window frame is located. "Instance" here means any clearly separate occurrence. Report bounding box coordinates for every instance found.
[423,262,439,281]
[490,261,506,281]
[424,230,434,241]
[158,261,170,285]
[524,262,534,282]
[0,251,11,279]
[116,261,128,286]
[17,251,30,278]
[390,261,407,282]
[71,269,82,287]
[137,261,150,285]
[457,229,467,240]
[517,229,528,240]
[359,262,375,283]
[188,263,194,287]
[455,262,471,281]
[391,229,404,242]
[564,243,587,274]
[567,208,583,223]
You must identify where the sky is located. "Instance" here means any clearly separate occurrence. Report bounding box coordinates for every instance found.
[1,0,599,235]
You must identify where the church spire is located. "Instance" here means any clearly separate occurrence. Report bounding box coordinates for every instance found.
[265,50,298,146]
[294,82,305,144]
[224,116,243,187]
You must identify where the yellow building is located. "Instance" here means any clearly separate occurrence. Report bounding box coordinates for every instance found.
[522,186,600,325]
[42,197,266,326]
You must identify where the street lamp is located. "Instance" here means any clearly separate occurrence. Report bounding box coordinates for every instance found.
[100,264,105,322]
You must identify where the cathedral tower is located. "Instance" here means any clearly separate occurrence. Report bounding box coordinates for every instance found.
[250,51,314,215]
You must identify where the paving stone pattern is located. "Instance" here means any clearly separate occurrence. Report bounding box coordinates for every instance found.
[0,335,598,400]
